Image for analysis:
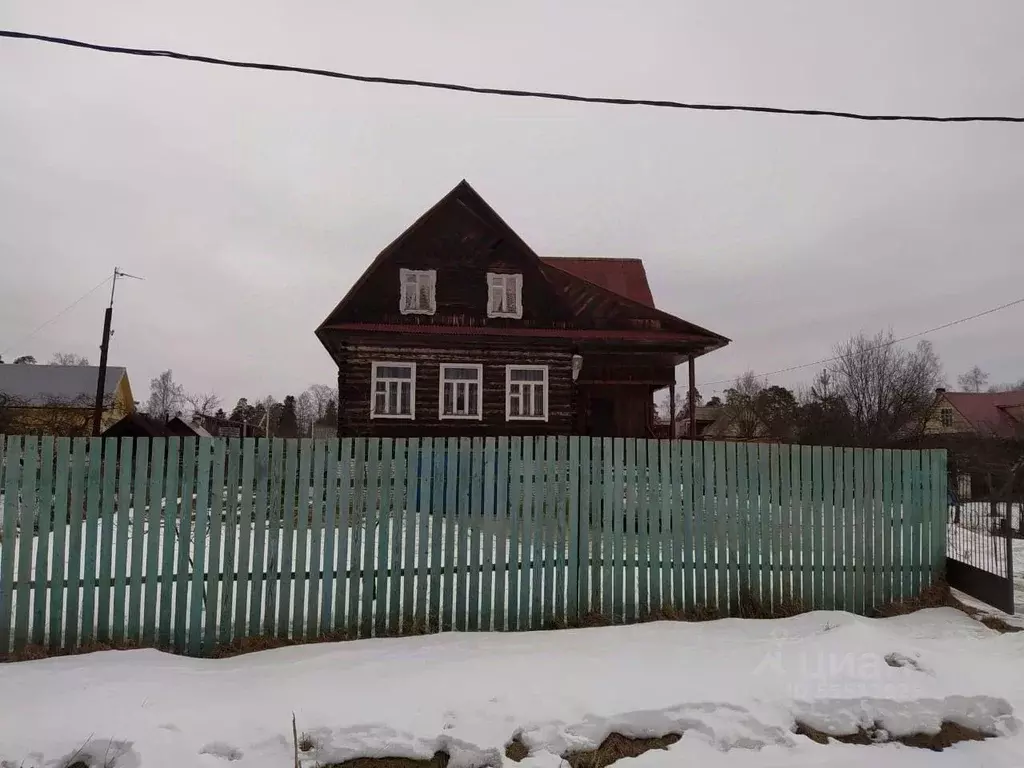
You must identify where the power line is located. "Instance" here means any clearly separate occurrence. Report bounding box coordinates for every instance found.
[3,29,1024,124]
[699,295,1024,389]
[1,275,113,357]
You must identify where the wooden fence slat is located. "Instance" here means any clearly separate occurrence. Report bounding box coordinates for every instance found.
[403,439,420,632]
[236,439,256,639]
[140,439,165,645]
[33,437,56,647]
[931,450,947,584]
[622,439,637,622]
[468,437,485,631]
[872,449,885,608]
[797,445,812,610]
[428,438,445,631]
[756,443,771,610]
[840,448,853,612]
[495,436,510,628]
[0,438,23,655]
[728,442,743,613]
[126,436,149,647]
[63,439,88,651]
[541,436,558,627]
[175,437,197,652]
[809,446,824,610]
[248,439,269,637]
[777,444,792,605]
[348,439,366,637]
[111,438,132,644]
[319,440,338,632]
[205,439,227,650]
[48,438,71,652]
[81,436,102,647]
[598,438,612,618]
[376,438,397,636]
[293,439,313,640]
[713,442,728,614]
[566,436,580,621]
[442,437,459,631]
[384,438,404,634]
[659,438,675,614]
[219,439,241,647]
[481,437,497,631]
[261,439,282,637]
[889,450,903,603]
[519,437,536,629]
[334,439,353,635]
[650,440,665,614]
[583,438,598,615]
[636,439,651,618]
[529,438,546,629]
[852,448,867,613]
[694,441,710,610]
[187,438,212,654]
[361,438,380,638]
[158,437,181,648]
[277,439,299,638]
[675,440,690,611]
[608,438,623,621]
[908,450,922,597]
[766,444,780,612]
[745,443,759,607]
[14,437,39,652]
[454,437,472,632]
[822,446,835,610]
[554,436,569,624]
[507,437,523,631]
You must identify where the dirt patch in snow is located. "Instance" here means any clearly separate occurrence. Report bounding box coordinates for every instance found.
[561,732,682,768]
[979,616,1024,634]
[794,720,994,751]
[322,752,449,768]
[503,735,529,762]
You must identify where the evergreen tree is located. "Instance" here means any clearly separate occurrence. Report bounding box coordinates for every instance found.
[277,395,299,438]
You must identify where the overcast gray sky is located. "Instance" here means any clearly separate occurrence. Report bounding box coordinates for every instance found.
[1,1,1022,409]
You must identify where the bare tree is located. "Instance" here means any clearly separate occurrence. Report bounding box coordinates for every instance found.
[957,365,989,393]
[296,391,316,436]
[306,384,335,421]
[50,352,90,366]
[185,391,221,418]
[0,391,21,433]
[147,369,185,422]
[828,330,944,446]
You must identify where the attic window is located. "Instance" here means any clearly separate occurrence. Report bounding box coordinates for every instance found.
[940,407,954,427]
[487,273,522,318]
[400,269,436,315]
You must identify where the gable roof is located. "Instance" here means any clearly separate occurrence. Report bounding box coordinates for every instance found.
[540,257,655,308]
[0,364,126,407]
[942,390,1024,438]
[317,180,728,350]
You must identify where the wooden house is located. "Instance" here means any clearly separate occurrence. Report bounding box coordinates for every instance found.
[315,181,729,438]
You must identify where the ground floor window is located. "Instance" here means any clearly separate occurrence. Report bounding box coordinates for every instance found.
[506,365,548,420]
[440,364,483,419]
[371,362,415,418]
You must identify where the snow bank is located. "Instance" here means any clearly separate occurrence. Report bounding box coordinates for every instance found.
[1,608,1023,768]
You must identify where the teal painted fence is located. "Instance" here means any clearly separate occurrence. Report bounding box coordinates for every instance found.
[0,436,947,657]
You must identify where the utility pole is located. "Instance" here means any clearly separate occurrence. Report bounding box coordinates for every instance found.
[91,267,143,436]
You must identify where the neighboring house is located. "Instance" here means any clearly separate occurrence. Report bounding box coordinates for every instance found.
[0,364,134,436]
[101,413,212,439]
[193,412,263,438]
[311,421,336,440]
[922,388,1024,438]
[917,388,1024,499]
[315,180,729,438]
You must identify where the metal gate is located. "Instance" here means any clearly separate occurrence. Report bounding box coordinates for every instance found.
[946,493,1017,614]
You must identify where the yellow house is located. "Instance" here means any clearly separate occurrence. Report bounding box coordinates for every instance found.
[0,364,136,436]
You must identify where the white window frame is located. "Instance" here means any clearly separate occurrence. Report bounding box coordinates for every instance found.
[486,272,523,319]
[438,363,484,420]
[505,364,548,421]
[370,361,416,419]
[399,268,437,315]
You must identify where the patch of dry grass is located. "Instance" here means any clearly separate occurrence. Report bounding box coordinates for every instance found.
[562,732,681,768]
[322,752,450,768]
[795,720,994,751]
[504,734,529,763]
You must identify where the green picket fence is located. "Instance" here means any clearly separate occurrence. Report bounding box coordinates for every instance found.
[0,435,947,657]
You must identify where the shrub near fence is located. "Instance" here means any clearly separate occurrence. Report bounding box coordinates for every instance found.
[0,435,947,658]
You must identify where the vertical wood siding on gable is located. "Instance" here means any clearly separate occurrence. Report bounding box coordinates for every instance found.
[338,342,574,437]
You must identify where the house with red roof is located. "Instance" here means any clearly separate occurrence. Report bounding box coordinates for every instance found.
[923,388,1024,439]
[316,181,729,438]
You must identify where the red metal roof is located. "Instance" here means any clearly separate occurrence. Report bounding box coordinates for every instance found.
[944,391,1024,438]
[541,257,656,308]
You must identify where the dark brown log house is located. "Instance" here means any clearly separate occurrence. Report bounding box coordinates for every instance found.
[316,181,729,439]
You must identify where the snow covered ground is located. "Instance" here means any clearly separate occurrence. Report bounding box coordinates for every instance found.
[2,607,1024,768]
